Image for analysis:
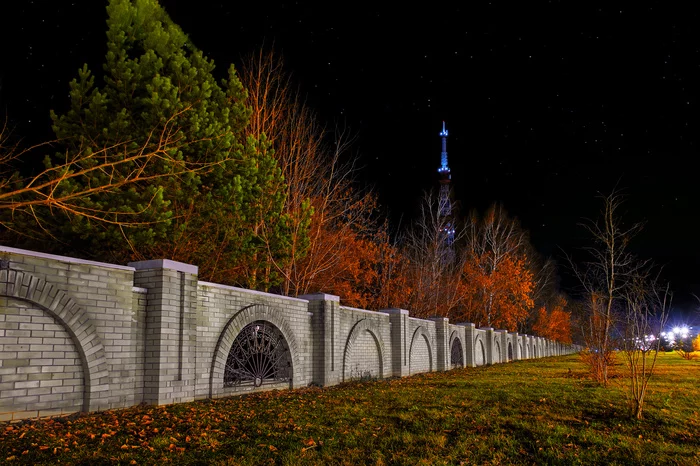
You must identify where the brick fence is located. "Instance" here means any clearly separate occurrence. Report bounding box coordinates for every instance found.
[0,246,580,421]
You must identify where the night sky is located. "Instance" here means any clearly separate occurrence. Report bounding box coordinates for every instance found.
[2,1,700,319]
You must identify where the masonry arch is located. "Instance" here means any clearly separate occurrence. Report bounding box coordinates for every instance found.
[473,334,486,366]
[211,304,301,398]
[0,269,109,414]
[507,341,513,361]
[495,340,502,364]
[449,330,464,369]
[343,319,386,381]
[518,341,523,359]
[409,326,433,375]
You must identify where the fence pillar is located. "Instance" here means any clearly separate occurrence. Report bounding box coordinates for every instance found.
[385,309,410,377]
[130,259,198,405]
[429,317,450,371]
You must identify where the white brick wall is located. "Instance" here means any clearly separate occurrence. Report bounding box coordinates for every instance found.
[0,246,581,421]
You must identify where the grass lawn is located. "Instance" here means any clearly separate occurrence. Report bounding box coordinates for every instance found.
[1,352,698,465]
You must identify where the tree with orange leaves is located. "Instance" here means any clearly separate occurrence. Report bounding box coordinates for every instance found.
[457,248,534,330]
[531,295,573,343]
[239,48,383,296]
[453,204,534,331]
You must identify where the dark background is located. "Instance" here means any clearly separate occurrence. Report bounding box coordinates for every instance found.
[2,1,699,323]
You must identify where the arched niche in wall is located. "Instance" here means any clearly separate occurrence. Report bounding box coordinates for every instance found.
[0,269,109,415]
[409,326,433,375]
[343,318,386,382]
[507,341,513,361]
[473,334,486,366]
[449,330,464,369]
[210,304,301,398]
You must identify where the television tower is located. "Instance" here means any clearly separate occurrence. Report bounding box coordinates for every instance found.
[437,121,455,248]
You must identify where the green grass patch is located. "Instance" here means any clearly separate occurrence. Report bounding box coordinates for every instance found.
[1,353,698,465]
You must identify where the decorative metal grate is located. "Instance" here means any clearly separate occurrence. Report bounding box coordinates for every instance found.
[224,321,291,388]
[450,338,464,369]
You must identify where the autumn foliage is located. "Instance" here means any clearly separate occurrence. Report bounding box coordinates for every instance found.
[0,2,572,343]
[531,296,573,344]
[457,250,534,331]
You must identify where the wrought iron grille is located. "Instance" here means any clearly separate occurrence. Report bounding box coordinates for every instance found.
[450,338,464,369]
[224,321,291,388]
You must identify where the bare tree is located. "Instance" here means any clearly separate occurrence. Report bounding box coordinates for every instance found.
[621,272,670,419]
[239,48,377,296]
[402,189,464,318]
[570,191,648,385]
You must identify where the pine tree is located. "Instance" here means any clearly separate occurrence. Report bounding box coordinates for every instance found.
[40,0,296,287]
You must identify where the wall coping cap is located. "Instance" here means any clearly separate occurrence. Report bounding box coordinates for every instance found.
[478,327,494,331]
[456,322,476,328]
[408,315,435,324]
[298,292,340,302]
[198,281,309,303]
[429,316,449,322]
[129,259,198,274]
[382,308,409,315]
[339,305,390,316]
[0,245,135,271]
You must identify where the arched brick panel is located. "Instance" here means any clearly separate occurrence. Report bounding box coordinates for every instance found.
[409,326,433,374]
[210,304,301,398]
[343,318,387,381]
[495,340,502,363]
[473,334,486,366]
[0,269,109,412]
[448,330,465,368]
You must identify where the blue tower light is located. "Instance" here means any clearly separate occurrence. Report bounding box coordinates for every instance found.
[439,121,448,137]
[438,121,450,173]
